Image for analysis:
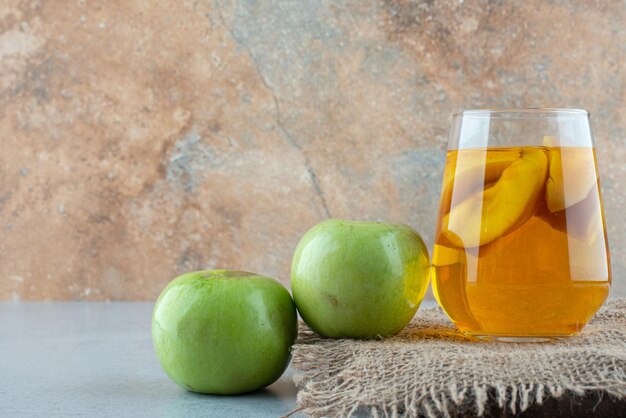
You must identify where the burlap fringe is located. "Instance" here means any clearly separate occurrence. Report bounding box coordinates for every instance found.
[291,298,626,417]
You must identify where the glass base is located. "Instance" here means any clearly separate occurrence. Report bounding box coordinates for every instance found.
[464,332,579,343]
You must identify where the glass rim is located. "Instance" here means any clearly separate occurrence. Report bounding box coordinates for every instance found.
[454,108,589,118]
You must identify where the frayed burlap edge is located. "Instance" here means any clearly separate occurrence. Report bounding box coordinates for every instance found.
[290,298,626,417]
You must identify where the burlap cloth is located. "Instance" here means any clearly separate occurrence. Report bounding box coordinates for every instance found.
[290,298,626,417]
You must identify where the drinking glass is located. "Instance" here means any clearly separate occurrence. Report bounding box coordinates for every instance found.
[432,109,611,341]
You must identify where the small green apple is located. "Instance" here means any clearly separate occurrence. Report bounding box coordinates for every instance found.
[152,270,297,395]
[291,219,430,339]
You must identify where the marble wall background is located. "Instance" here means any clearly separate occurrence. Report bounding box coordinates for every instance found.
[1,0,624,300]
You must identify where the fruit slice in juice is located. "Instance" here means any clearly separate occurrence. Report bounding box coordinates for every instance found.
[545,146,598,212]
[539,181,603,243]
[439,150,519,213]
[442,148,548,248]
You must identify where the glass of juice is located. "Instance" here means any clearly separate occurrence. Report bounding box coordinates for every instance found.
[432,109,611,341]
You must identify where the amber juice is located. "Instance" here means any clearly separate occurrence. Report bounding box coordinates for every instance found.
[432,145,610,338]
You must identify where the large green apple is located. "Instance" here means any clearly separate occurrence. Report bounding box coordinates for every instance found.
[291,219,430,339]
[152,270,297,394]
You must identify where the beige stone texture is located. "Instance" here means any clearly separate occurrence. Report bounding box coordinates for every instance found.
[0,0,624,300]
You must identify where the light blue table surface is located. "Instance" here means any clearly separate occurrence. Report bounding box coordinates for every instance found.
[0,300,436,417]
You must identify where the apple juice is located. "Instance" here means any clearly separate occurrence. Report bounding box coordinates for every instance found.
[432,146,610,338]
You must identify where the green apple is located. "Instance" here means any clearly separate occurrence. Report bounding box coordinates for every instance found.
[152,270,297,394]
[291,219,430,339]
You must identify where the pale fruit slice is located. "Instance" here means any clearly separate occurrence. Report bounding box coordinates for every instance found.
[545,147,597,212]
[538,183,604,243]
[431,243,480,281]
[442,149,548,248]
[432,244,464,266]
[440,149,519,213]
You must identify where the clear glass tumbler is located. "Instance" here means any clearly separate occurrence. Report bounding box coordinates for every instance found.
[432,109,611,341]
